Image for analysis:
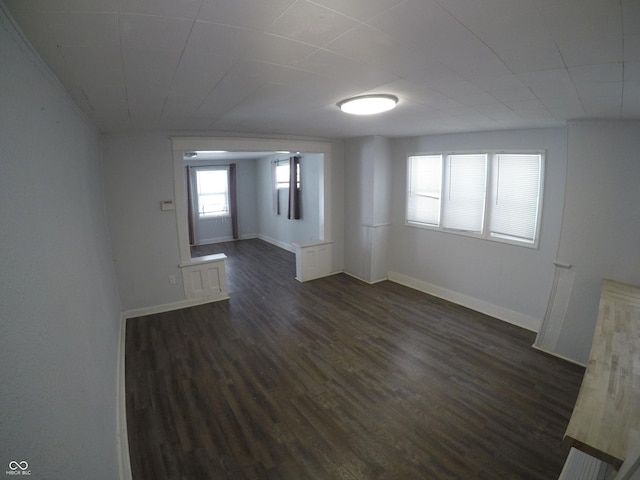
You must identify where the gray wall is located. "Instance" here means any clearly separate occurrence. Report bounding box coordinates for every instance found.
[553,121,640,363]
[102,133,185,311]
[386,128,567,332]
[0,5,122,478]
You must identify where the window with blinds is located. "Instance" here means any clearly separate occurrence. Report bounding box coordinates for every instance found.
[406,152,544,247]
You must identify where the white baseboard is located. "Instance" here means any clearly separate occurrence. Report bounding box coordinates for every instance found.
[343,270,388,285]
[116,313,132,480]
[123,294,229,319]
[295,270,343,283]
[387,271,541,332]
[257,234,295,253]
[531,344,586,367]
[194,233,258,246]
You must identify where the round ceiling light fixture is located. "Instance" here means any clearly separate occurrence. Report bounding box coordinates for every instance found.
[337,94,398,115]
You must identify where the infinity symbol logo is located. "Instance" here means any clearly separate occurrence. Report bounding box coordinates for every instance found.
[8,461,29,471]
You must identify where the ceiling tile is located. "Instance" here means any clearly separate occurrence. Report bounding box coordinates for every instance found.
[622,81,640,116]
[444,52,512,81]
[122,47,182,73]
[569,63,623,83]
[268,1,358,48]
[454,92,501,107]
[429,79,485,98]
[517,68,577,100]
[369,0,470,50]
[239,31,318,65]
[467,11,551,50]
[162,93,207,118]
[46,12,119,47]
[293,49,360,75]
[489,87,537,103]
[325,25,401,63]
[539,0,622,43]
[622,0,640,35]
[625,34,640,61]
[625,62,640,81]
[197,0,296,29]
[575,82,623,99]
[581,96,622,117]
[119,13,193,51]
[185,21,248,57]
[38,0,117,13]
[4,0,41,12]
[556,33,623,67]
[118,0,203,19]
[62,46,125,86]
[434,0,540,26]
[307,0,404,22]
[472,74,528,93]
[493,40,565,73]
[171,51,236,95]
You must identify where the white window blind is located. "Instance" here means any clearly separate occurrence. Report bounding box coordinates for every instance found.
[442,154,487,233]
[407,155,442,226]
[194,167,229,217]
[405,150,544,247]
[489,154,541,243]
[275,161,289,189]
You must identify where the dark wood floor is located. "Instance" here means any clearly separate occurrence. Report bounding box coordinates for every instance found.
[126,239,584,480]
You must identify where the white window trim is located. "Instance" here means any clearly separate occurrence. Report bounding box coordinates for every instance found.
[405,150,545,249]
[191,165,231,219]
[275,159,290,190]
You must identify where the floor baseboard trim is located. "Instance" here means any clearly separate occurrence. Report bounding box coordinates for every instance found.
[531,344,586,367]
[116,313,133,480]
[388,271,541,333]
[342,270,388,285]
[257,234,295,253]
[124,295,229,319]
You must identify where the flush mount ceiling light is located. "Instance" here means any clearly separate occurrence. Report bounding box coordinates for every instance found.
[337,94,398,115]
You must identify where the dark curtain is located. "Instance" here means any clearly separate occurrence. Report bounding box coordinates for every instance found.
[186,166,195,245]
[229,163,239,239]
[288,156,301,219]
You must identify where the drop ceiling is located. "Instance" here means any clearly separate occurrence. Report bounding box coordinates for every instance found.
[5,0,640,138]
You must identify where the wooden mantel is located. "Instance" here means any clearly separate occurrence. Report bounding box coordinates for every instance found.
[564,279,640,468]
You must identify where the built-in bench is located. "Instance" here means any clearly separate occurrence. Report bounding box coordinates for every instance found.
[180,253,229,302]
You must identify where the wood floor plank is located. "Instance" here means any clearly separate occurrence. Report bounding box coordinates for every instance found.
[126,239,584,479]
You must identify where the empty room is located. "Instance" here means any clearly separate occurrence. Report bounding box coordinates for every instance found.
[1,1,640,479]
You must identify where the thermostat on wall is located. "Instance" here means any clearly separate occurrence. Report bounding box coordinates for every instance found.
[161,200,175,211]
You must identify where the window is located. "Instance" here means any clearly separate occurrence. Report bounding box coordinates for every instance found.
[407,152,543,247]
[194,167,229,217]
[275,159,300,190]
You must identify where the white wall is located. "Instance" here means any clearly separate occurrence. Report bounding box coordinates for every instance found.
[256,153,322,249]
[388,128,567,332]
[0,5,122,478]
[102,133,186,311]
[344,136,392,282]
[551,121,640,363]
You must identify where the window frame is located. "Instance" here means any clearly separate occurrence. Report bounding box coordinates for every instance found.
[274,158,301,190]
[406,150,545,249]
[192,165,231,219]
